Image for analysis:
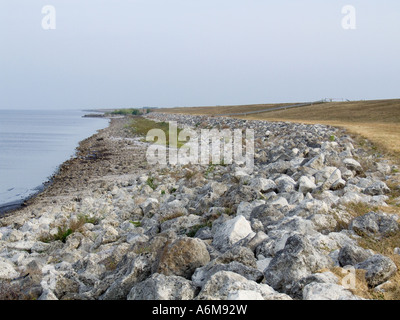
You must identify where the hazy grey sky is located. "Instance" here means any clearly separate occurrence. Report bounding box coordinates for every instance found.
[0,0,399,110]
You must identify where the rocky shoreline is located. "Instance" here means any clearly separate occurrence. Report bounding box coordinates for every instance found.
[0,112,399,300]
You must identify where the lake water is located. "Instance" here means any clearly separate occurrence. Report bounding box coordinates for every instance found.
[0,109,109,212]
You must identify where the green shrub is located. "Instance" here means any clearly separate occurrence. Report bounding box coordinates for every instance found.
[111,108,141,115]
[38,215,89,243]
[146,177,157,190]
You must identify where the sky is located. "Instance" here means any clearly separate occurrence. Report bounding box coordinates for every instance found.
[0,0,399,110]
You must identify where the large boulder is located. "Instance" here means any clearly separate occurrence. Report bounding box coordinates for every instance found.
[321,168,343,191]
[356,254,397,288]
[139,198,159,216]
[127,273,198,300]
[275,175,296,193]
[160,214,204,234]
[314,166,337,184]
[192,261,263,287]
[338,245,372,267]
[227,290,264,300]
[219,185,258,210]
[290,271,339,299]
[298,176,317,194]
[264,234,332,294]
[0,258,19,280]
[155,237,210,279]
[304,154,325,170]
[303,283,362,300]
[53,272,81,299]
[364,181,391,196]
[237,200,265,220]
[249,178,277,193]
[100,253,153,300]
[38,290,58,300]
[350,212,399,238]
[250,204,284,229]
[212,216,254,252]
[196,271,291,300]
[159,199,189,218]
[213,246,258,271]
[290,199,329,218]
[264,160,291,174]
[343,158,363,174]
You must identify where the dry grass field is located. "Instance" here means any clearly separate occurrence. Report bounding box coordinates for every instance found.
[158,99,400,159]
[157,102,294,116]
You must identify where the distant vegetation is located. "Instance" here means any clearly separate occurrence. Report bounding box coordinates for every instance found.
[109,108,152,115]
[111,108,141,115]
[127,117,184,147]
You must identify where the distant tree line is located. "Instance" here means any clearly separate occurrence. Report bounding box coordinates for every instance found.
[110,108,152,115]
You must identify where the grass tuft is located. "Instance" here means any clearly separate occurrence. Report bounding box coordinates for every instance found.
[160,212,185,223]
[38,215,90,243]
[128,117,184,147]
[146,176,157,190]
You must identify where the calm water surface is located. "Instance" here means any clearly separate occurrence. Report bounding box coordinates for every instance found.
[0,109,109,210]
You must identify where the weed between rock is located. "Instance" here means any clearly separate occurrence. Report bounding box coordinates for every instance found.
[160,212,185,223]
[186,222,213,237]
[146,177,158,190]
[38,214,97,243]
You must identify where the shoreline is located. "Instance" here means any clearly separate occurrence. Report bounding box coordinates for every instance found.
[0,184,46,217]
[0,112,399,301]
[0,114,148,224]
[0,113,114,219]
